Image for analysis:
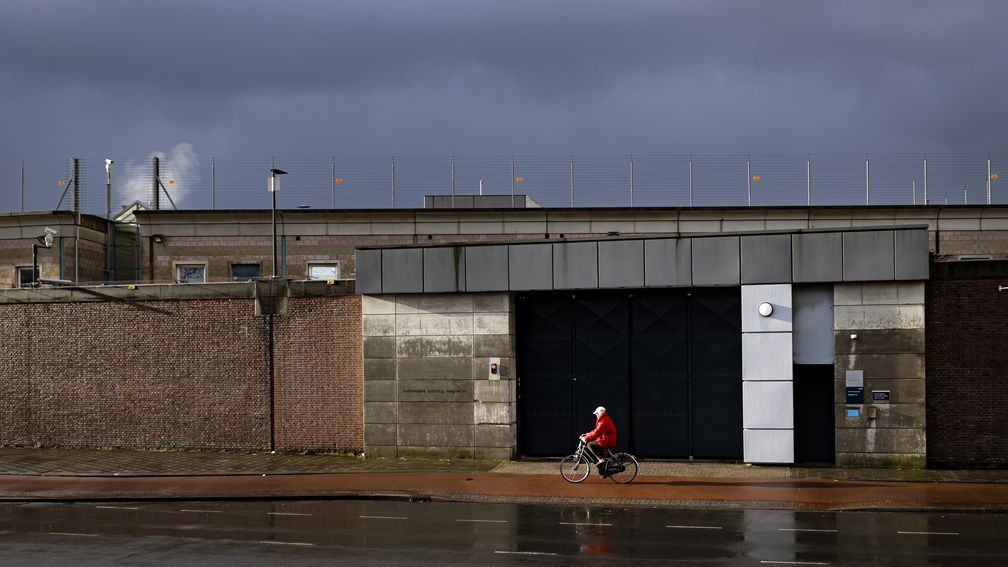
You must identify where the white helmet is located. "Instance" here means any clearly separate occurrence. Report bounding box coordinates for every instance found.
[593,406,606,415]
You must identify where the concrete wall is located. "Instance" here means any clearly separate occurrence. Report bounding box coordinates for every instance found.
[362,292,516,459]
[834,282,926,467]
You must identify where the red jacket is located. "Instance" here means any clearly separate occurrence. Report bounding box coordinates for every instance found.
[584,413,617,448]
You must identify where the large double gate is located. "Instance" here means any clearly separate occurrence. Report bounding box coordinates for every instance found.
[517,288,742,459]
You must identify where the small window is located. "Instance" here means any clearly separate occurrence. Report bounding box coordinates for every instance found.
[16,266,35,288]
[230,263,261,281]
[176,264,206,284]
[307,262,340,280]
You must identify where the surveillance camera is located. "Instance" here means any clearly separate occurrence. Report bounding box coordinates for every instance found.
[105,159,114,174]
[44,227,58,236]
[105,159,114,165]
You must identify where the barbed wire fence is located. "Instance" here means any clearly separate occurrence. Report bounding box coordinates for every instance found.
[0,153,1004,216]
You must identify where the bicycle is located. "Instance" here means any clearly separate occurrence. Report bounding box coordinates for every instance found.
[560,439,639,484]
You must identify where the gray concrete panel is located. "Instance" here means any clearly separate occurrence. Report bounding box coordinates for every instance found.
[552,241,599,289]
[508,243,553,290]
[741,234,793,284]
[381,248,424,293]
[399,402,474,424]
[598,240,645,288]
[843,231,895,282]
[423,247,465,293]
[793,284,834,365]
[692,236,740,285]
[895,229,929,280]
[398,381,474,403]
[395,357,475,380]
[355,249,383,293]
[364,380,396,402]
[363,336,396,358]
[792,232,843,283]
[364,424,396,446]
[398,424,475,447]
[464,245,509,292]
[644,238,692,287]
[363,359,396,381]
[833,328,925,355]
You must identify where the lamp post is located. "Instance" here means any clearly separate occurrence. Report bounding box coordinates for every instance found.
[269,168,287,278]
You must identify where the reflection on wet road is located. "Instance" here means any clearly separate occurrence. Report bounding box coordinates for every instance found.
[0,500,1005,565]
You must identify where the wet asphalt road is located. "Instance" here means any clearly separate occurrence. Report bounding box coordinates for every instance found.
[1,500,1005,566]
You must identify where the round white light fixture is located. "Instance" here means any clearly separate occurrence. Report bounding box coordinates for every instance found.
[758,302,773,317]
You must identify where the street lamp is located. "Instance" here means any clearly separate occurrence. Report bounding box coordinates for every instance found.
[269,168,287,278]
[105,159,114,220]
[32,227,58,286]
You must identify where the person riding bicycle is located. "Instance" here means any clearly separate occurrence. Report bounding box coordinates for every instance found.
[580,406,617,475]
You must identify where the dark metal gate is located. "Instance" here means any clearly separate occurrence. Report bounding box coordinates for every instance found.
[517,289,742,459]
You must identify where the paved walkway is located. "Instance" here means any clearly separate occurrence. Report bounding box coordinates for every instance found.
[1,447,1006,512]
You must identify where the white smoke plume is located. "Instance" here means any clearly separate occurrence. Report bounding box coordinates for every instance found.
[117,143,200,209]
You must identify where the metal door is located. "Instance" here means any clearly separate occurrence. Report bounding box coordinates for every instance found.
[793,364,836,464]
[630,292,690,457]
[573,295,630,449]
[688,289,743,459]
[517,295,573,456]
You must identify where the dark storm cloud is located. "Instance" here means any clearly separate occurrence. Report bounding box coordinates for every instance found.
[1,0,1006,159]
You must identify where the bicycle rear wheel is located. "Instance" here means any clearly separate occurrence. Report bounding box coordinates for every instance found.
[560,454,591,483]
[608,453,638,484]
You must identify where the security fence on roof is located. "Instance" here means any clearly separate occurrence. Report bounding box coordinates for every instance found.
[0,153,1004,216]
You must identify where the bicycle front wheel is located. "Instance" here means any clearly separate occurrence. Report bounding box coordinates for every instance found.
[560,454,591,483]
[608,453,639,484]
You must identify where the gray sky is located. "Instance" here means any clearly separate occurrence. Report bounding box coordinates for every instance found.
[1,1,1007,210]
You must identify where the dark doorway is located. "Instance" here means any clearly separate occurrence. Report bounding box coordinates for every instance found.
[793,364,836,464]
[517,289,742,459]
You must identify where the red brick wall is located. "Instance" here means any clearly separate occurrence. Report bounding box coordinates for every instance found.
[0,292,363,452]
[925,260,1008,467]
[274,295,363,451]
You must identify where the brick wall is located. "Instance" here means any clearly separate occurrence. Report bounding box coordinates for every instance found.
[926,261,1008,467]
[274,295,363,451]
[0,286,363,452]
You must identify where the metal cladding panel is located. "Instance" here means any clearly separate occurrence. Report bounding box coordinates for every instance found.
[464,245,509,292]
[423,246,465,293]
[743,381,794,429]
[552,241,599,290]
[741,284,792,333]
[843,230,895,281]
[598,240,645,288]
[793,284,834,365]
[894,229,929,280]
[508,243,553,290]
[793,232,843,283]
[381,248,423,293]
[742,332,794,381]
[741,234,792,284]
[355,249,383,294]
[743,428,795,464]
[692,236,740,286]
[644,238,692,287]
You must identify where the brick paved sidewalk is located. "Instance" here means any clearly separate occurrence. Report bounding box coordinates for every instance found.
[0,447,1006,483]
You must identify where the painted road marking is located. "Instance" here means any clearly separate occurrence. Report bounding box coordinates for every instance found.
[257,540,314,547]
[49,532,99,537]
[457,519,508,524]
[359,515,408,520]
[559,522,612,527]
[758,556,830,560]
[898,531,959,536]
[666,525,723,530]
[267,512,313,517]
[95,506,139,511]
[495,551,558,556]
[180,509,223,513]
[779,528,838,533]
